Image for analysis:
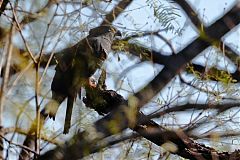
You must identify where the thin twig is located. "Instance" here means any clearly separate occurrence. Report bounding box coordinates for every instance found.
[10,2,37,64]
[0,134,38,156]
[0,0,9,17]
[0,20,14,160]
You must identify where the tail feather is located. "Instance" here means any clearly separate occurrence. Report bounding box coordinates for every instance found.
[63,96,74,134]
[41,100,60,120]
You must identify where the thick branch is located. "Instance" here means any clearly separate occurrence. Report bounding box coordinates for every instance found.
[40,89,240,160]
[174,0,240,71]
[39,4,240,159]
[0,0,9,17]
[19,1,134,159]
[101,0,133,25]
[17,2,240,160]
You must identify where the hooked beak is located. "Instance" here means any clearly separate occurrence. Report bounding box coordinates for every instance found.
[115,30,122,37]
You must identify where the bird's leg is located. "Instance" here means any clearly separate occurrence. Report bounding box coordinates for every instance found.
[97,69,107,90]
[88,69,107,90]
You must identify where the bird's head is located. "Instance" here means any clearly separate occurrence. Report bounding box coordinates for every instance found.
[88,25,121,38]
[87,25,122,60]
[110,26,122,37]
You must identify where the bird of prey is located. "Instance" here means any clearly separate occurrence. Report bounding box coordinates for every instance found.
[42,25,121,133]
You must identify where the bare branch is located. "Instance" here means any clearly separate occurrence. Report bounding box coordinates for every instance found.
[0,0,9,17]
[40,90,240,160]
[174,0,240,72]
[101,0,133,25]
[11,3,37,64]
[39,4,240,159]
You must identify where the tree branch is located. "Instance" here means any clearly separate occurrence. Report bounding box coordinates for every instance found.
[40,89,240,160]
[101,0,133,25]
[39,4,240,159]
[0,0,9,17]
[174,0,240,74]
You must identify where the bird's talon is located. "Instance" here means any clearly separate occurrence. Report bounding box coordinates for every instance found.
[89,77,97,88]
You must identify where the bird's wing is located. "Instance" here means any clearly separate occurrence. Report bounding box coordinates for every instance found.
[63,55,88,134]
[56,44,80,72]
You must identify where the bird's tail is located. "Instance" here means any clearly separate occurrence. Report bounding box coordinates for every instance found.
[63,96,74,134]
[41,100,60,120]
